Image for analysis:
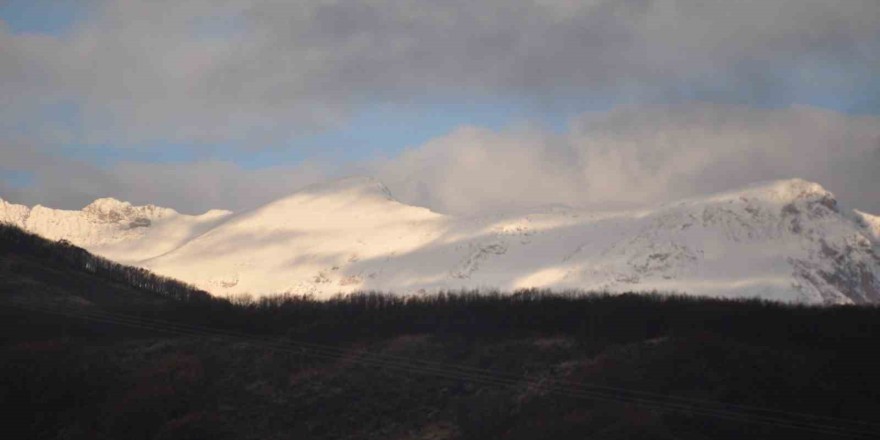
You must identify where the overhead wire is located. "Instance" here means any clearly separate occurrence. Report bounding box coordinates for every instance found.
[2,299,878,438]
[3,299,876,438]
[35,299,880,429]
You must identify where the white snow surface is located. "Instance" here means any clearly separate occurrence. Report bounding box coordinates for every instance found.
[855,210,880,241]
[0,196,232,264]
[3,177,879,304]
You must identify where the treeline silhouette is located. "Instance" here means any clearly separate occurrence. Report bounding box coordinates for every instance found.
[3,221,879,353]
[4,222,880,439]
[0,223,211,304]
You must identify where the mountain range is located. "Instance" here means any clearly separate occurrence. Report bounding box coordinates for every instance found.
[2,177,879,304]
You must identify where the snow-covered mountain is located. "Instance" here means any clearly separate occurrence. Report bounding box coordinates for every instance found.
[0,197,232,265]
[3,177,879,304]
[856,210,880,241]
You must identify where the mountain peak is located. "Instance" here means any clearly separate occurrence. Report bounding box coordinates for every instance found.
[758,178,832,201]
[282,176,397,206]
[297,176,395,201]
[0,197,30,226]
[83,197,133,213]
[82,197,177,224]
[855,210,880,240]
[705,178,836,207]
[224,175,438,232]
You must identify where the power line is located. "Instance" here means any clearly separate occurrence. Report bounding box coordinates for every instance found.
[47,300,880,428]
[3,299,878,438]
[5,299,875,438]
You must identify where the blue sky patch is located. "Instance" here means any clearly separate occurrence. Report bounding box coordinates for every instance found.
[0,170,34,188]
[0,0,90,35]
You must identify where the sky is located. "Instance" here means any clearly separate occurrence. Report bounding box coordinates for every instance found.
[1,0,879,215]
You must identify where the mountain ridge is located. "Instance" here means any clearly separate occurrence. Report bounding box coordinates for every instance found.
[0,196,232,264]
[2,178,878,303]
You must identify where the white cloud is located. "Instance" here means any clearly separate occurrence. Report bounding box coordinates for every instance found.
[374,126,585,214]
[378,104,880,214]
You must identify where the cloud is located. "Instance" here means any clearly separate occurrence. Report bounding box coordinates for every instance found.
[0,141,119,207]
[106,160,331,213]
[3,104,879,215]
[1,0,878,147]
[373,126,585,214]
[377,104,880,214]
[0,143,330,213]
[4,2,878,221]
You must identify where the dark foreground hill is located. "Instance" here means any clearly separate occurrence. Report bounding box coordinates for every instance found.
[2,223,880,439]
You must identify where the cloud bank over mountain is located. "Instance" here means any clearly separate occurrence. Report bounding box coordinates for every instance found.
[379,104,880,215]
[1,1,878,216]
[4,104,878,216]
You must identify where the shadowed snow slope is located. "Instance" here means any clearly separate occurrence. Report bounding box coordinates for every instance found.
[3,177,879,304]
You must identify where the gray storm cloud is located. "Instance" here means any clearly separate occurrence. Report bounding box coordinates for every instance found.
[1,0,878,146]
[1,1,879,215]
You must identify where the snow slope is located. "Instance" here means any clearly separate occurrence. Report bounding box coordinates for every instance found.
[0,197,232,264]
[855,210,880,241]
[3,177,879,304]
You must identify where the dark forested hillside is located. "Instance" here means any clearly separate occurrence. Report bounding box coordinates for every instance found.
[2,223,880,439]
[0,223,211,307]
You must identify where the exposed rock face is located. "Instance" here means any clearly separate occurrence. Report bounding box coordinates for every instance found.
[0,196,231,264]
[128,218,152,229]
[2,178,879,304]
[82,198,174,224]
